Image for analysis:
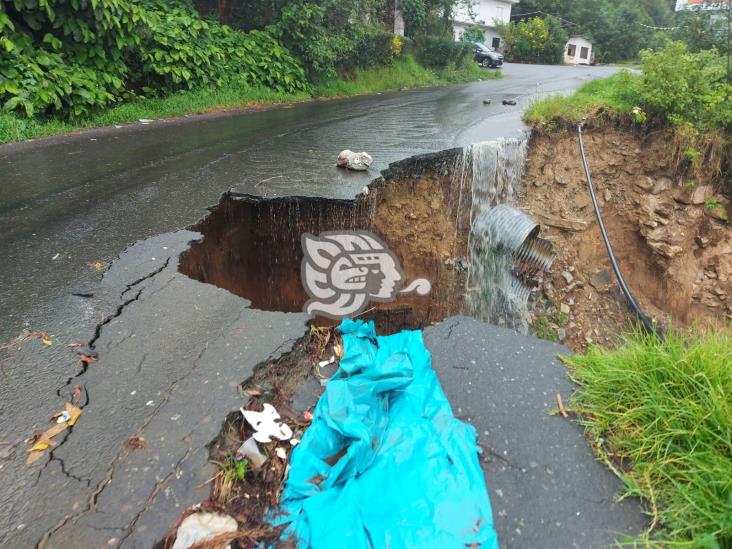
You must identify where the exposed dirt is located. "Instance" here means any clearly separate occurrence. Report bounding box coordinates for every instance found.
[521,129,732,351]
[179,149,471,334]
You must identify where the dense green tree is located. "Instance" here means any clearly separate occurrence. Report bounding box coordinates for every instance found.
[512,0,676,61]
[497,16,568,64]
[461,25,486,43]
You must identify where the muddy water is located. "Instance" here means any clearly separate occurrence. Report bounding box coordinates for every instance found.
[180,140,553,332]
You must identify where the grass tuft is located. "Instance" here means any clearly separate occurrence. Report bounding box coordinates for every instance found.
[564,328,732,546]
[524,71,639,131]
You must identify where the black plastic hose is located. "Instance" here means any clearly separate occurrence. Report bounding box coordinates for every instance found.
[577,123,660,337]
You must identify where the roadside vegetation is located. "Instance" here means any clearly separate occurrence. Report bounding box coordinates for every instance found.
[525,41,732,187]
[0,0,494,144]
[563,329,732,547]
[508,0,730,64]
[526,37,732,547]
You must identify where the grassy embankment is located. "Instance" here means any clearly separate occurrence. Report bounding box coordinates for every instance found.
[564,330,731,547]
[0,55,496,145]
[524,71,638,129]
[526,43,731,546]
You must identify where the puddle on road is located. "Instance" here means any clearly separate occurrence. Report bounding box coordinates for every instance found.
[179,141,554,333]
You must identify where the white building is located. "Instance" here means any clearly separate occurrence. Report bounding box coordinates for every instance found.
[564,36,593,65]
[452,0,520,50]
[675,0,729,11]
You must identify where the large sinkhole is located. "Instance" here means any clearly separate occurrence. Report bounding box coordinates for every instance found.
[179,141,554,333]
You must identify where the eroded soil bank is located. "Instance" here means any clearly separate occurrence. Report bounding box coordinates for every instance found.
[521,129,732,350]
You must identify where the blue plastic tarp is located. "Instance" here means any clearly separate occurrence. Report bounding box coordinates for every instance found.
[272,319,498,549]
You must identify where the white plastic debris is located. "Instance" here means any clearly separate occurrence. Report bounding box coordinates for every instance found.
[336,150,373,171]
[172,512,238,549]
[236,437,267,469]
[318,356,335,368]
[275,447,287,460]
[241,403,292,443]
[138,119,154,124]
[52,253,60,260]
[56,411,71,424]
[290,438,300,447]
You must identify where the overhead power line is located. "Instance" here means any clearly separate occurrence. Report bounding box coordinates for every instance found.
[510,10,578,26]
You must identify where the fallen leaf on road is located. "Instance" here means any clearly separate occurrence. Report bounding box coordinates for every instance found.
[125,436,145,450]
[78,354,96,365]
[25,404,82,465]
[65,403,82,426]
[42,337,52,346]
[28,433,55,452]
[88,260,109,271]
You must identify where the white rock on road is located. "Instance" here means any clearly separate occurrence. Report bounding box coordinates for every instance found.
[336,149,373,171]
[172,512,238,549]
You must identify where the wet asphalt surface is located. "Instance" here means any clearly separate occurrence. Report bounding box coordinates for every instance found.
[0,63,618,343]
[0,63,642,548]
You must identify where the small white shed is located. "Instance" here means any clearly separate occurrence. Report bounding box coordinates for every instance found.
[564,36,593,65]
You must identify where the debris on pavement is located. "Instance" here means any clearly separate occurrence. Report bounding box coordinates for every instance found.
[76,346,97,357]
[335,149,373,171]
[317,356,335,368]
[71,288,95,298]
[125,436,146,450]
[171,512,238,549]
[26,403,82,465]
[502,99,517,106]
[88,260,109,271]
[483,99,492,105]
[240,403,292,443]
[275,447,288,460]
[272,319,499,548]
[236,437,267,469]
[556,393,568,417]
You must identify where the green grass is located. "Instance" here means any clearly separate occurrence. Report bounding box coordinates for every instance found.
[524,71,640,130]
[564,329,732,546]
[0,84,310,144]
[314,55,499,97]
[0,55,496,145]
[530,315,560,342]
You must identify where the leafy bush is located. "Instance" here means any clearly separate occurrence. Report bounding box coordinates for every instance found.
[496,16,568,65]
[415,36,471,69]
[637,41,731,132]
[401,0,427,36]
[0,0,308,119]
[343,28,403,70]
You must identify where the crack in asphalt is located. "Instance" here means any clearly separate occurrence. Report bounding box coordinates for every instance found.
[120,258,171,299]
[116,445,195,547]
[36,259,174,549]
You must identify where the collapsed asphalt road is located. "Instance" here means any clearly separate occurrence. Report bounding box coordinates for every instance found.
[0,63,644,548]
[2,231,646,548]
